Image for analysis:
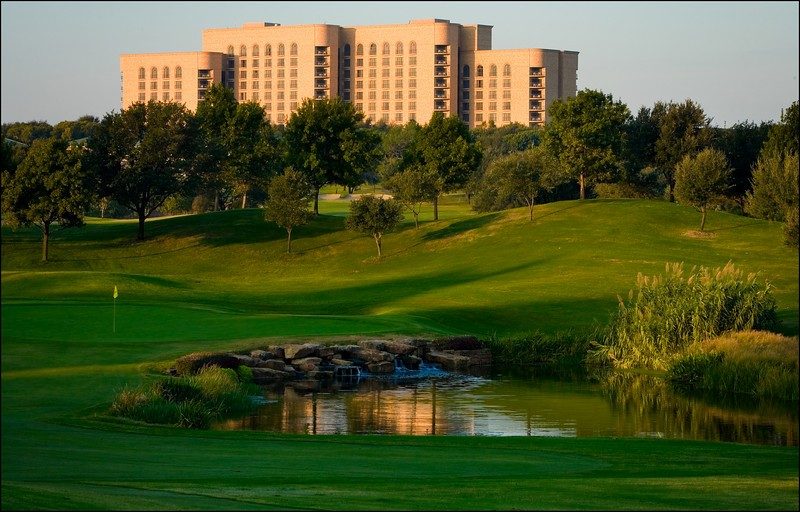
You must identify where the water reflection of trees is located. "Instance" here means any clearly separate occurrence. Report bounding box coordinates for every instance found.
[594,371,798,446]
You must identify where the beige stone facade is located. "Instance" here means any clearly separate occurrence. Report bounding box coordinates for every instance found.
[120,19,578,127]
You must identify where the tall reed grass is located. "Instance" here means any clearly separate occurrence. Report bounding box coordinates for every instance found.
[589,262,779,370]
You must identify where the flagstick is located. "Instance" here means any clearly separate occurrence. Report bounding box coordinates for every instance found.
[113,296,116,334]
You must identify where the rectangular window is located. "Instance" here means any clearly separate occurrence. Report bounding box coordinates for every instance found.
[476,80,483,88]
[356,80,363,88]
[382,113,389,122]
[462,113,469,122]
[265,103,272,110]
[290,80,297,89]
[344,80,351,90]
[265,81,272,89]
[502,113,511,122]
[395,113,403,122]
[277,69,284,78]
[240,82,247,89]
[476,91,483,99]
[265,59,271,67]
[277,102,284,110]
[265,70,272,78]
[290,58,297,66]
[368,91,376,100]
[356,91,363,100]
[409,101,416,110]
[503,90,511,99]
[175,92,182,101]
[489,113,497,122]
[503,102,511,110]
[253,81,259,89]
[395,68,403,77]
[253,70,259,79]
[277,91,284,100]
[382,79,389,88]
[356,69,363,78]
[277,58,284,67]
[489,102,497,111]
[382,102,389,111]
[409,68,416,77]
[240,59,247,68]
[369,80,376,89]
[228,58,235,68]
[253,92,260,101]
[395,101,402,110]
[277,113,285,123]
[175,81,181,90]
[462,80,469,89]
[503,79,511,88]
[395,57,403,66]
[462,91,470,99]
[290,91,297,99]
[265,92,272,100]
[368,102,376,111]
[277,80,284,88]
[382,68,390,77]
[291,101,297,110]
[409,56,416,65]
[369,69,376,78]
[476,102,483,110]
[382,57,390,66]
[355,102,363,110]
[344,57,351,67]
[489,91,497,99]
[369,58,376,67]
[395,90,403,99]
[356,58,363,67]
[138,82,145,90]
[408,90,416,99]
[489,79,497,88]
[395,79,403,88]
[462,102,470,111]
[240,92,246,100]
[476,113,483,122]
[240,70,247,79]
[151,81,157,90]
[382,91,390,100]
[290,68,297,77]
[138,92,146,101]
[252,59,259,67]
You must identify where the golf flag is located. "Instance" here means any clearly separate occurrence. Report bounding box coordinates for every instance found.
[113,286,118,299]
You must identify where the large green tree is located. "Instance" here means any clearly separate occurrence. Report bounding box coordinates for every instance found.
[384,167,437,228]
[416,113,482,220]
[194,84,239,211]
[543,89,630,200]
[760,101,798,157]
[474,147,564,221]
[92,101,198,240]
[345,195,403,258]
[1,138,94,261]
[674,148,731,231]
[712,120,772,208]
[264,168,314,253]
[654,99,713,201]
[284,98,380,214]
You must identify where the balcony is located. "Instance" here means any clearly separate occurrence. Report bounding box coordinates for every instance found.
[198,70,212,78]
[314,57,329,66]
[314,47,329,55]
[434,66,448,76]
[435,79,448,88]
[314,71,329,77]
[434,92,448,99]
[529,101,543,110]
[197,79,211,90]
[434,101,447,110]
[314,79,328,89]
[530,78,543,87]
[529,90,543,99]
[434,57,448,65]
[529,67,544,76]
[314,91,328,99]
[529,113,542,121]
[434,46,449,54]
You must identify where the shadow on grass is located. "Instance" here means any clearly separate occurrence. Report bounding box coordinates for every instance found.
[422,213,501,241]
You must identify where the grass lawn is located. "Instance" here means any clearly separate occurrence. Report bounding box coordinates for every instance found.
[2,198,798,509]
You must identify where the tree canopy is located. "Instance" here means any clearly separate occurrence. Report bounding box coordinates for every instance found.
[345,195,403,258]
[674,148,731,231]
[264,168,314,253]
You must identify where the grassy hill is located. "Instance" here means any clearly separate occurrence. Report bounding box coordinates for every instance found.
[2,198,798,509]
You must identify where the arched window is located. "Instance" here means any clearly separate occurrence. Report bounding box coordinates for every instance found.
[369,43,377,55]
[503,64,511,77]
[490,64,497,77]
[409,41,417,54]
[344,43,351,56]
[227,45,234,55]
[396,42,403,54]
[382,42,390,55]
[278,43,285,56]
[265,44,272,56]
[163,66,170,79]
[175,66,182,79]
[290,43,297,55]
[476,65,484,77]
[356,43,363,56]
[462,65,470,77]
[252,44,260,57]
[240,45,247,56]
[138,67,145,79]
[150,67,158,79]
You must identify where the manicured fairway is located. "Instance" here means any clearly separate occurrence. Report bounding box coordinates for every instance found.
[2,198,798,509]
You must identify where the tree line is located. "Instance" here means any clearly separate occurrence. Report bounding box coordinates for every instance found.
[2,84,797,261]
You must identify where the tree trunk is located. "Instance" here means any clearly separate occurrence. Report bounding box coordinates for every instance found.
[241,189,248,209]
[700,207,707,231]
[374,233,382,257]
[579,173,586,200]
[287,227,293,253]
[41,222,50,262]
[137,210,146,240]
[314,187,320,215]
[100,205,106,219]
[413,211,419,229]
[433,195,439,221]
[214,191,220,211]
[668,182,675,203]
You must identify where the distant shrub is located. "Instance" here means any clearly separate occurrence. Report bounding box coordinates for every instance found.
[589,262,779,370]
[784,207,799,247]
[173,352,241,376]
[594,183,657,199]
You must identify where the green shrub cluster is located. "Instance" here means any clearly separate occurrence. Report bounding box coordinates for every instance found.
[667,352,798,402]
[486,330,593,368]
[109,366,259,428]
[173,351,241,376]
[589,262,779,370]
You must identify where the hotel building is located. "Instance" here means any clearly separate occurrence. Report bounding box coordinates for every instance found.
[120,19,578,128]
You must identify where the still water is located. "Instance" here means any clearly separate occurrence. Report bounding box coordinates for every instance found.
[214,367,798,446]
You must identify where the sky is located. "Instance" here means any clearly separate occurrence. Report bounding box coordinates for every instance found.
[1,1,798,127]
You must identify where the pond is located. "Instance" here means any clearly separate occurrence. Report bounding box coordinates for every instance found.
[214,366,798,446]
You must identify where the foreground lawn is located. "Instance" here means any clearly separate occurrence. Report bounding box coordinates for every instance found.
[2,198,798,509]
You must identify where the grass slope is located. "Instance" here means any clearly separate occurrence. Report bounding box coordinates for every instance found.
[2,198,798,509]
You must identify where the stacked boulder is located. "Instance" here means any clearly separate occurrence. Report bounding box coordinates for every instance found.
[172,336,491,388]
